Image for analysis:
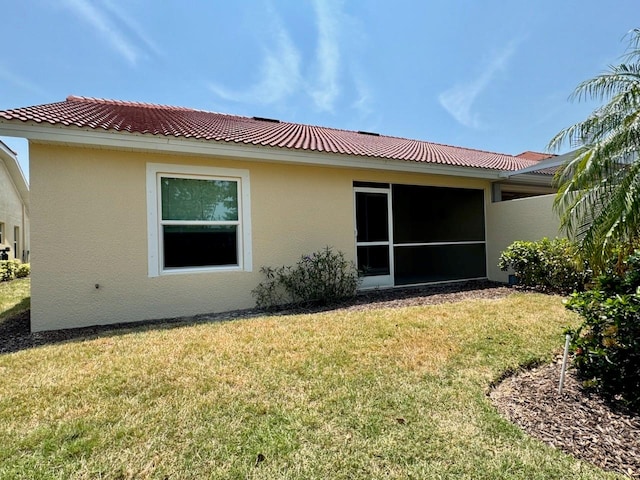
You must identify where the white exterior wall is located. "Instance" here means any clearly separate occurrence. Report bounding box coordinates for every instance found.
[0,148,29,261]
[28,140,561,332]
[485,194,562,283]
[30,143,494,331]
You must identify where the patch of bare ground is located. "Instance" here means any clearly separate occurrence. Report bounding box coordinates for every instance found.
[491,361,640,478]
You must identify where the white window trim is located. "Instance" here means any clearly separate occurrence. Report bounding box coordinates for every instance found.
[146,163,252,277]
[13,226,19,259]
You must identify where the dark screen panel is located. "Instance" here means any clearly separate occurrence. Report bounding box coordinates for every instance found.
[356,192,389,242]
[164,225,237,268]
[394,243,486,285]
[392,185,485,243]
[357,245,390,276]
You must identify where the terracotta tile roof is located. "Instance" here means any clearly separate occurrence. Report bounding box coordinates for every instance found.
[0,96,547,172]
[515,151,555,161]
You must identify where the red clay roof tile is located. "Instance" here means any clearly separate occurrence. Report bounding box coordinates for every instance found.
[515,151,555,161]
[0,96,550,173]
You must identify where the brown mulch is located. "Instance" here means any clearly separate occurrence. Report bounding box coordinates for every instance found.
[2,279,638,477]
[490,361,640,478]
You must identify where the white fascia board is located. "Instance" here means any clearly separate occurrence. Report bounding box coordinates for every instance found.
[0,140,29,210]
[498,150,577,178]
[0,121,506,180]
[498,173,555,187]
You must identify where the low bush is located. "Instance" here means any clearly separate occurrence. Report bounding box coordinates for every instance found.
[591,249,640,295]
[252,247,360,309]
[566,289,640,411]
[566,249,640,411]
[0,260,20,282]
[0,260,30,282]
[498,237,589,293]
[15,263,30,278]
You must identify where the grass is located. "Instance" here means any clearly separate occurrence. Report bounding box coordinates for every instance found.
[0,277,30,323]
[0,291,625,479]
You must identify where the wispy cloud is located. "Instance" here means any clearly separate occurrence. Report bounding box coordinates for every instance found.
[309,0,341,112]
[351,72,373,117]
[439,40,519,128]
[209,17,301,105]
[62,0,159,66]
[102,0,163,59]
[208,1,373,118]
[0,63,48,97]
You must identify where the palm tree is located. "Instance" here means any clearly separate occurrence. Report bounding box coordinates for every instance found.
[548,29,640,271]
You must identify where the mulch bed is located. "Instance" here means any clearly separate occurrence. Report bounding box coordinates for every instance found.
[1,279,638,477]
[490,361,640,478]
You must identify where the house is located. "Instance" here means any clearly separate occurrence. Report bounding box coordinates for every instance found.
[0,140,29,262]
[0,96,561,331]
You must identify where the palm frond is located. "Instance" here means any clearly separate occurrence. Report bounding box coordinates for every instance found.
[549,29,640,271]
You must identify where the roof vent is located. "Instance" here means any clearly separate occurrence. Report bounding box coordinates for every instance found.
[357,130,380,136]
[252,116,280,123]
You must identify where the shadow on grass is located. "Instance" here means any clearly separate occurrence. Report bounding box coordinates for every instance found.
[0,297,30,325]
[0,280,511,355]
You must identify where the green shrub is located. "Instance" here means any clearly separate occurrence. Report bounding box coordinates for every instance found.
[15,263,30,278]
[0,260,20,282]
[591,249,640,295]
[252,247,360,309]
[498,237,589,293]
[566,289,640,411]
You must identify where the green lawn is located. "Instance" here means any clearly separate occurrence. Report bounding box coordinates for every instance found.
[0,291,624,479]
[0,277,30,323]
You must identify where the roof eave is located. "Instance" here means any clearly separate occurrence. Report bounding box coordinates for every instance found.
[498,150,577,178]
[496,172,555,187]
[0,120,511,181]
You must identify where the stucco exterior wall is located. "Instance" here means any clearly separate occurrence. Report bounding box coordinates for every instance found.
[485,194,562,283]
[0,156,28,260]
[30,143,492,331]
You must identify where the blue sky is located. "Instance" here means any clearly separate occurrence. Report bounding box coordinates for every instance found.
[1,0,637,182]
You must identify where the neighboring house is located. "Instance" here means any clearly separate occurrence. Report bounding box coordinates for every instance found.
[0,140,29,263]
[0,96,561,331]
[515,151,556,162]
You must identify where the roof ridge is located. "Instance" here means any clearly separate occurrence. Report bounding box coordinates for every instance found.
[65,95,213,113]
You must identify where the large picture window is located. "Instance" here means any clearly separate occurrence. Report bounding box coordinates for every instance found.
[147,164,252,276]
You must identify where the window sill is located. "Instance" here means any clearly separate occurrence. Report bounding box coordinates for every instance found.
[157,265,245,276]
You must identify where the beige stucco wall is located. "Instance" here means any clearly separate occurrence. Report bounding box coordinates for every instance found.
[485,194,562,283]
[30,143,496,331]
[0,156,28,261]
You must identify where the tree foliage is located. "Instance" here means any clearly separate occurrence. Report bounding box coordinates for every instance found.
[548,29,640,271]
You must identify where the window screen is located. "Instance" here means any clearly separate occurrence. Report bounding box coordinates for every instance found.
[394,244,486,285]
[356,192,388,243]
[392,185,484,243]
